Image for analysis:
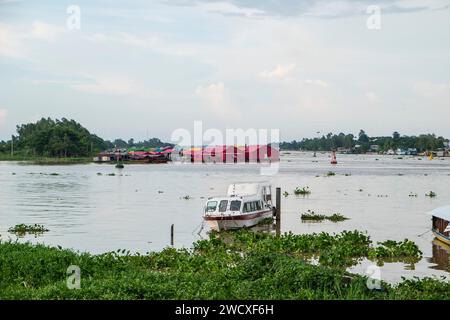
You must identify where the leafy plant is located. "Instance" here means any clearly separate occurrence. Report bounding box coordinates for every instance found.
[8,224,49,235]
[294,187,311,196]
[425,191,437,198]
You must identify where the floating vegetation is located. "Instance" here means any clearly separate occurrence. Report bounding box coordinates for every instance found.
[8,224,49,236]
[11,173,16,175]
[301,210,348,223]
[97,172,103,176]
[368,239,422,263]
[294,186,311,196]
[409,192,418,197]
[158,190,164,194]
[377,195,389,198]
[49,173,59,176]
[182,195,191,200]
[283,191,289,197]
[326,171,336,177]
[300,210,326,221]
[327,213,349,222]
[0,230,444,299]
[425,191,437,198]
[344,173,351,176]
[358,189,363,192]
[107,173,116,176]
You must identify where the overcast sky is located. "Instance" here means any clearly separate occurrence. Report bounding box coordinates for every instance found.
[1,0,449,142]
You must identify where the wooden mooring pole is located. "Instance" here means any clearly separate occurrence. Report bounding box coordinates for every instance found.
[170,224,174,246]
[275,187,281,236]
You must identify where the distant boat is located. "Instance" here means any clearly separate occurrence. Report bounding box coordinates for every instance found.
[427,206,450,245]
[202,182,275,231]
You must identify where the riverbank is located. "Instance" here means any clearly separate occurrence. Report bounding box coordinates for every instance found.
[0,154,92,164]
[0,229,448,300]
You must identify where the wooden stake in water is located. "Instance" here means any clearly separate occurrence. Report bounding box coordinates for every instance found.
[170,224,174,246]
[275,187,281,236]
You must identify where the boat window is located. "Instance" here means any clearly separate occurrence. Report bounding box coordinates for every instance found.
[250,202,256,212]
[243,202,251,213]
[230,200,241,211]
[256,201,262,211]
[206,201,218,212]
[218,200,228,212]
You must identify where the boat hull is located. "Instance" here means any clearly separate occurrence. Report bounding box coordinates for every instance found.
[204,210,273,231]
[433,230,450,246]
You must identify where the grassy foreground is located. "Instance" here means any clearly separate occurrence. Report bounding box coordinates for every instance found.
[0,230,448,300]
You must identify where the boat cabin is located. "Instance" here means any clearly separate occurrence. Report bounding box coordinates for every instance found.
[428,206,450,245]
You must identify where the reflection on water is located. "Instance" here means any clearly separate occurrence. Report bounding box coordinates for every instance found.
[1,151,450,282]
[429,240,450,272]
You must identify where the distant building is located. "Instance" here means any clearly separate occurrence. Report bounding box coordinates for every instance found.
[370,145,380,152]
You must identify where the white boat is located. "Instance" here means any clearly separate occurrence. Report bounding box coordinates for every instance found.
[427,206,450,246]
[203,182,275,231]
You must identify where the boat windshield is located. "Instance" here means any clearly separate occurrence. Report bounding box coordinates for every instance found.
[206,201,218,212]
[218,200,228,212]
[230,200,241,211]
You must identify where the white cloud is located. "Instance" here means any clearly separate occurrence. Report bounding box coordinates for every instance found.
[366,91,379,103]
[197,1,265,17]
[259,64,296,79]
[71,76,147,97]
[413,81,450,98]
[196,82,226,107]
[0,108,7,124]
[0,21,65,58]
[195,82,240,118]
[305,79,328,88]
[30,21,64,41]
[86,32,159,48]
[0,23,24,58]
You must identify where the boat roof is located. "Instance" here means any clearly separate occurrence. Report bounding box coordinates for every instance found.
[227,182,271,197]
[427,206,450,221]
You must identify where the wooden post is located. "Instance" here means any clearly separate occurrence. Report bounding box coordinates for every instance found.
[170,224,174,246]
[275,187,281,236]
[276,188,281,221]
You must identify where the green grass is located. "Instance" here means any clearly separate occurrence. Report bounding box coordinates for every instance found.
[0,229,442,300]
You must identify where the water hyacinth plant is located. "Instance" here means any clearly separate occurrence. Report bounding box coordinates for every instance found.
[425,191,437,198]
[294,187,311,196]
[301,210,349,223]
[8,224,49,235]
[0,229,439,300]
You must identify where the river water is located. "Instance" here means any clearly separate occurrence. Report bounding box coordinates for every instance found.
[0,151,449,283]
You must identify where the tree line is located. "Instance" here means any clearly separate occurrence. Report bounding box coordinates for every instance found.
[280,130,449,153]
[1,119,448,157]
[0,118,172,158]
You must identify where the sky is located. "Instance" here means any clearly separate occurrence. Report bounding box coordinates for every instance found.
[0,0,450,142]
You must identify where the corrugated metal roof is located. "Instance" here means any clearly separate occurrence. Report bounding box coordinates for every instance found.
[427,206,450,221]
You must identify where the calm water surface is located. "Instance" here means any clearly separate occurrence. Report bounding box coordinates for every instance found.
[1,151,449,283]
